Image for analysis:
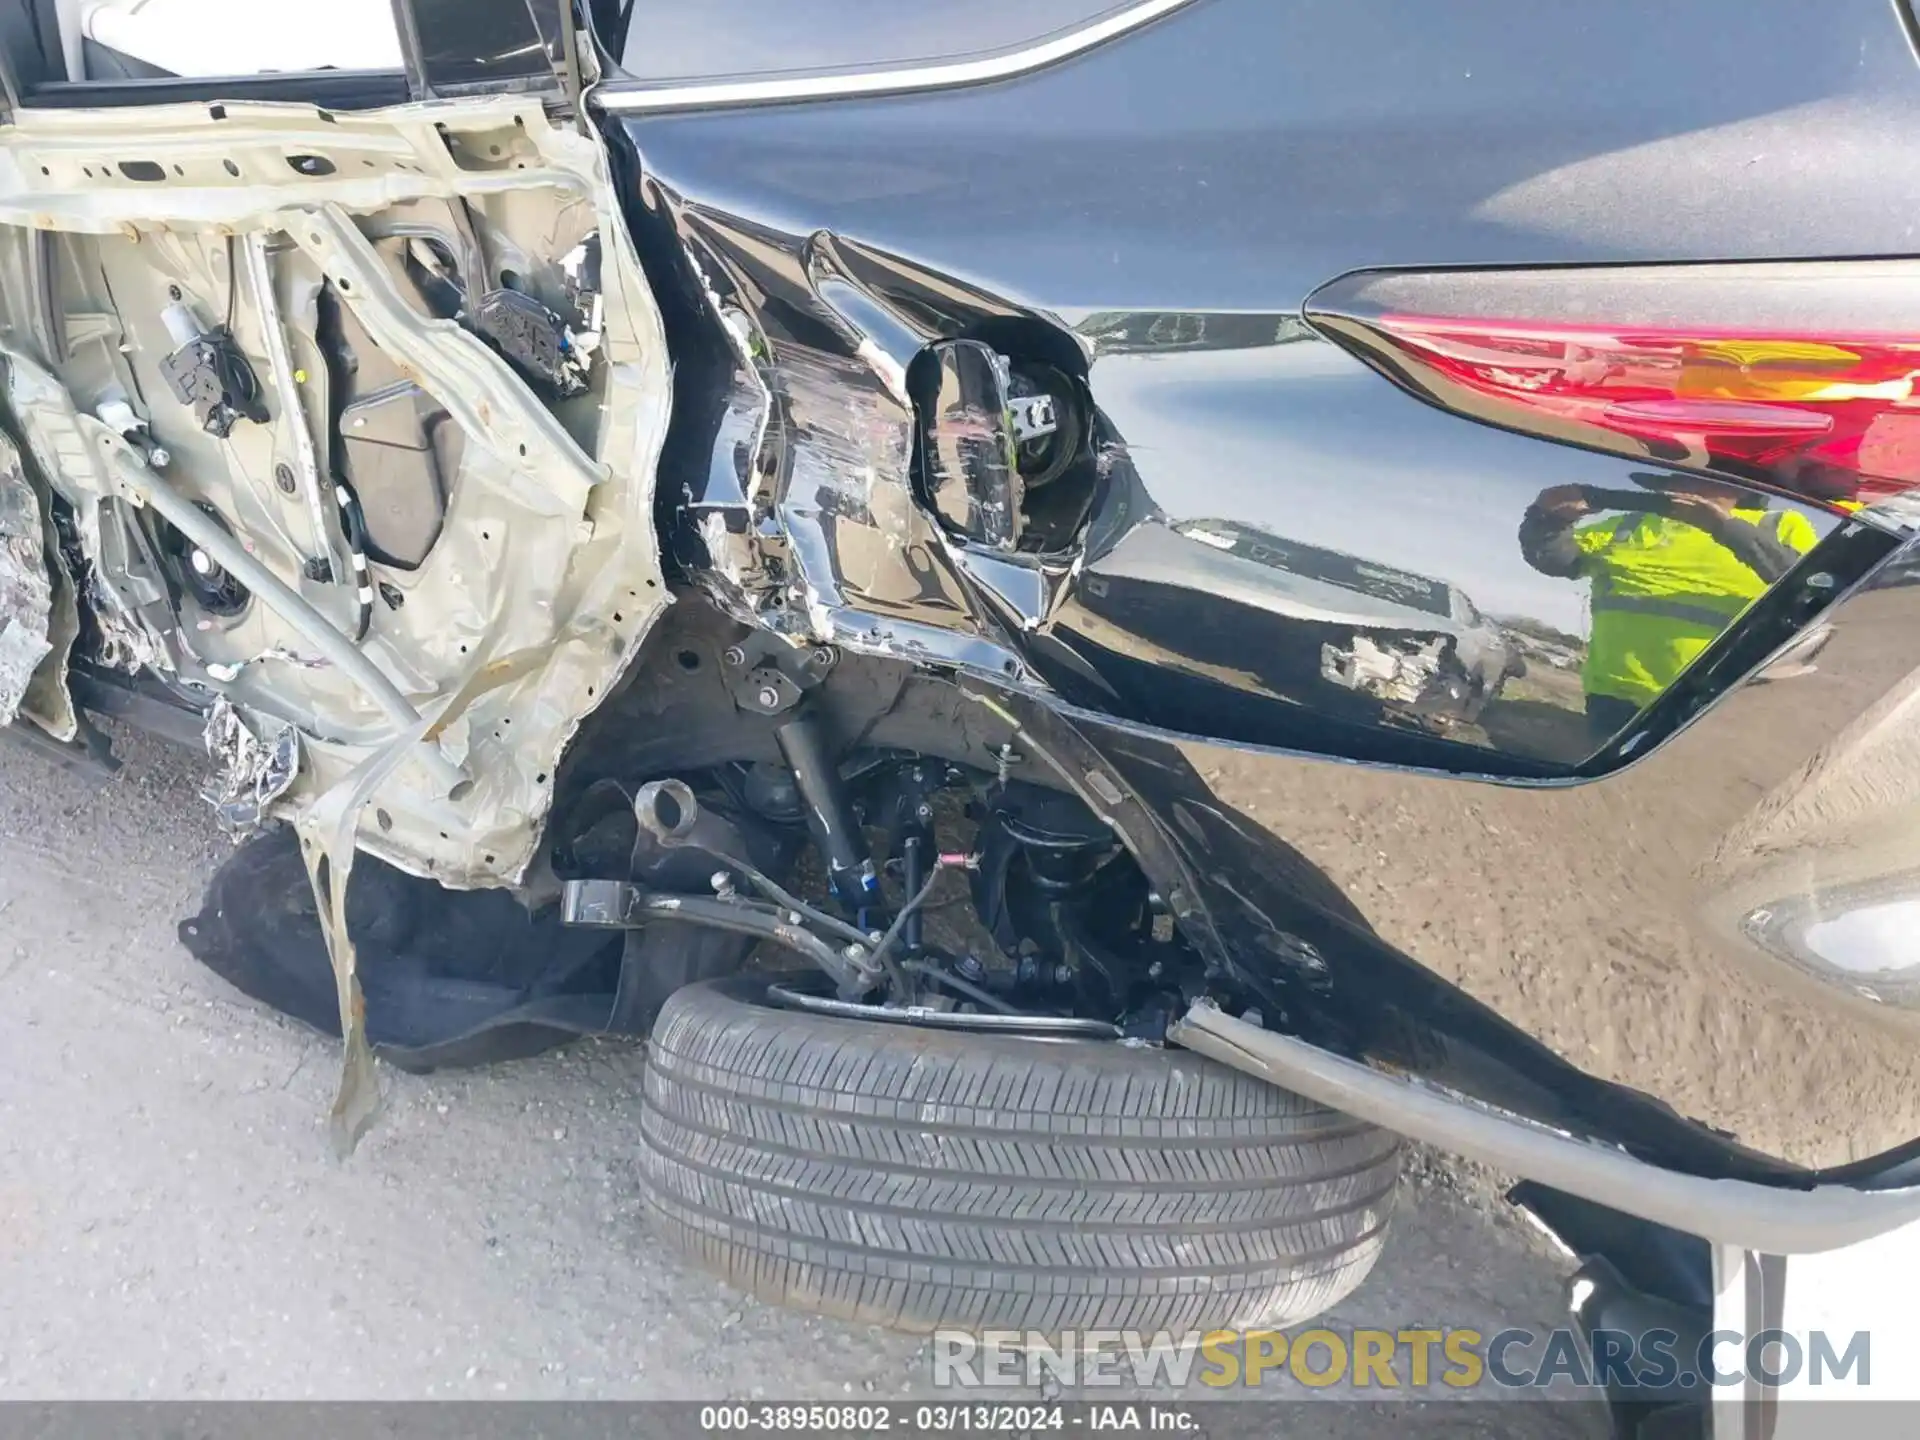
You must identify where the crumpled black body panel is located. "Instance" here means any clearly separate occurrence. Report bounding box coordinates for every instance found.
[604,0,1920,1172]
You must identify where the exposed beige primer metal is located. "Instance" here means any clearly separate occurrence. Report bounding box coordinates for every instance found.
[0,96,674,888]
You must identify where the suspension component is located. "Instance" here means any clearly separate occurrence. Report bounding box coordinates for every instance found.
[559,880,876,993]
[774,708,879,913]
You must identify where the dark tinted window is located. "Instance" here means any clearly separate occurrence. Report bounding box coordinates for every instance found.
[618,0,1152,83]
[409,0,561,92]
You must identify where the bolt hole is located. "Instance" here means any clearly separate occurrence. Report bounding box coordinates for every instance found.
[38,166,48,176]
[375,808,393,832]
[222,159,239,177]
[613,611,624,623]
[361,159,376,168]
[448,779,474,802]
[488,144,501,156]
[209,104,227,120]
[645,579,657,588]
[535,773,548,784]
[82,167,92,177]
[675,649,702,672]
[337,277,352,293]
[286,154,337,177]
[517,444,527,457]
[513,115,526,127]
[459,644,468,654]
[118,160,166,182]
[172,164,183,176]
[483,853,495,864]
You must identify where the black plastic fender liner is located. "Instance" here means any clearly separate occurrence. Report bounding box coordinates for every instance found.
[179,828,624,1072]
[1168,1001,1920,1255]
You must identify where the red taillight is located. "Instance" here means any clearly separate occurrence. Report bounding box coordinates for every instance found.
[1306,264,1920,514]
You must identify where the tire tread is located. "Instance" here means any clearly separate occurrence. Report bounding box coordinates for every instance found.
[638,976,1398,1333]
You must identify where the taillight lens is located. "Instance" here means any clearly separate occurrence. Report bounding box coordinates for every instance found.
[1306,263,1920,515]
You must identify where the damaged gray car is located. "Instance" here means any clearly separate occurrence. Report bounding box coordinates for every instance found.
[9,4,1920,1425]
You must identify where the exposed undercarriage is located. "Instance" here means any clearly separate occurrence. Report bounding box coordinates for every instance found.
[178,596,1215,1071]
[0,97,1217,1157]
[4,56,1919,1368]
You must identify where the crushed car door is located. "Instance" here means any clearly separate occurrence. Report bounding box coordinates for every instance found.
[0,0,671,1146]
[0,0,670,888]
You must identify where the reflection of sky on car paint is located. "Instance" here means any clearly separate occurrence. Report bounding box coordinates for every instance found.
[1804,900,1920,976]
[622,0,1139,81]
[1088,338,1836,639]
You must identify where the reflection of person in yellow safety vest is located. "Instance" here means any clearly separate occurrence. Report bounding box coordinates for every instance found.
[1520,473,1817,743]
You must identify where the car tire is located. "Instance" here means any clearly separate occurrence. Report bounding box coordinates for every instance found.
[638,974,1400,1334]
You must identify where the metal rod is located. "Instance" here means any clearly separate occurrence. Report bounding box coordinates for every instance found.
[562,878,876,994]
[113,449,463,790]
[242,232,343,587]
[767,980,1121,1038]
[632,778,874,949]
[775,709,877,911]
[632,890,868,991]
[901,833,926,957]
[736,865,873,950]
[1167,999,1920,1255]
[899,959,1017,1015]
[556,0,588,135]
[864,864,941,987]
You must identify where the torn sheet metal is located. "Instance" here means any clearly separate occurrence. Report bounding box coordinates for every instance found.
[0,433,52,726]
[297,631,552,1152]
[656,201,1022,670]
[298,706,448,1155]
[301,744,407,1159]
[0,98,674,888]
[200,694,301,835]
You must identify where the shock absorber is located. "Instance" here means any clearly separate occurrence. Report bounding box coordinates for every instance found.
[774,708,880,915]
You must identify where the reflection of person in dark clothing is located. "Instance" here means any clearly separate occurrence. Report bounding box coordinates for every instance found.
[1519,474,1816,742]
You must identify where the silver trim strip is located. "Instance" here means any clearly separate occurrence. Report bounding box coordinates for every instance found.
[592,0,1198,114]
[1167,1000,1920,1255]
